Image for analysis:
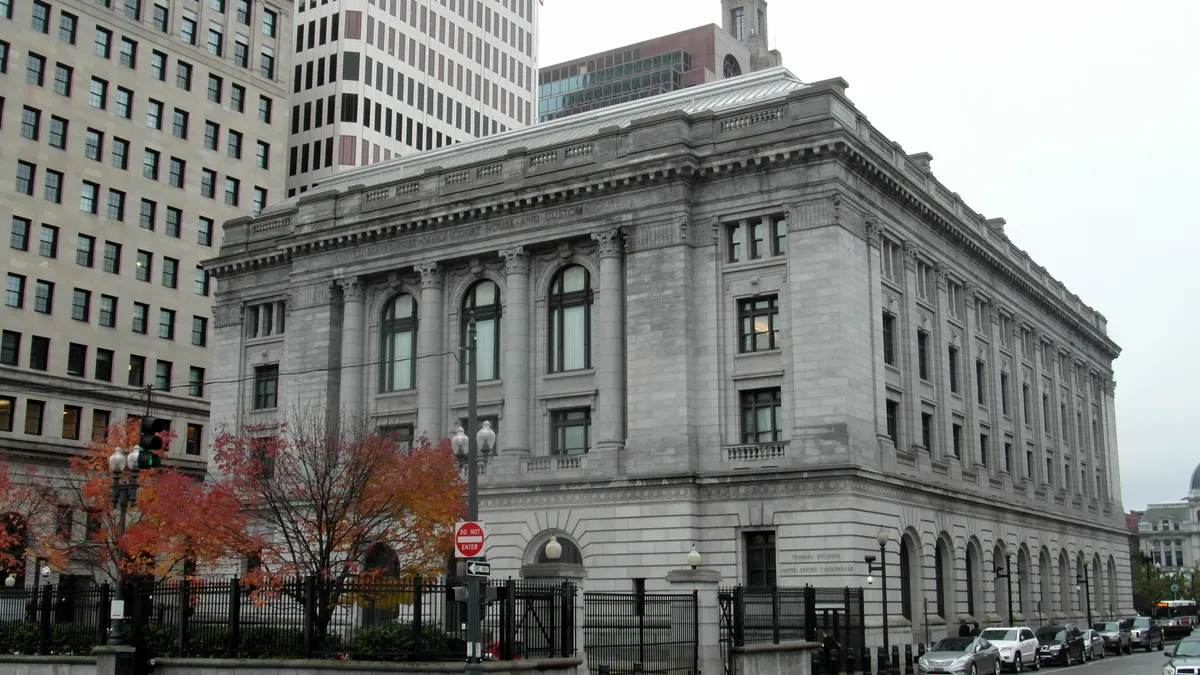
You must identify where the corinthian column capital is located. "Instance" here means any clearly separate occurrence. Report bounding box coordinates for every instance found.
[415,263,443,290]
[336,277,365,303]
[591,228,624,258]
[499,246,530,276]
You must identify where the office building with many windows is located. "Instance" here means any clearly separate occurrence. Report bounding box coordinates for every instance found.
[538,0,782,122]
[209,67,1133,648]
[0,0,291,582]
[285,0,538,197]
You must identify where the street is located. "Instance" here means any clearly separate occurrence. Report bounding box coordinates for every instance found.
[1051,647,1171,675]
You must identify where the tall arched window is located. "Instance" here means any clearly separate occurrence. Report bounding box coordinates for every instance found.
[461,280,501,382]
[548,265,592,373]
[380,294,417,392]
[966,545,979,616]
[899,538,913,620]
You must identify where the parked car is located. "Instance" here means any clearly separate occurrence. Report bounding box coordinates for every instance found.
[1035,624,1086,666]
[1163,636,1200,675]
[1092,620,1132,654]
[1081,628,1105,660]
[917,636,1002,675]
[978,627,1041,672]
[1130,615,1166,651]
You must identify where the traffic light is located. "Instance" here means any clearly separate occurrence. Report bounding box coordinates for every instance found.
[137,417,168,469]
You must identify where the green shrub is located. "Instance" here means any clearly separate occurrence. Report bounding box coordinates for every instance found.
[343,621,450,661]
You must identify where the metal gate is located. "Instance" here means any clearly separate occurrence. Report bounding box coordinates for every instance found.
[584,591,698,675]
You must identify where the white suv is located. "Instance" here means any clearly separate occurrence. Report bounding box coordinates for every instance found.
[978,626,1041,672]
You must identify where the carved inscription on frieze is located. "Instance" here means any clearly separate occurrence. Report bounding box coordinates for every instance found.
[326,199,624,266]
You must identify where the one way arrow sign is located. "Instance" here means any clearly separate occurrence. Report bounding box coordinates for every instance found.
[466,561,491,577]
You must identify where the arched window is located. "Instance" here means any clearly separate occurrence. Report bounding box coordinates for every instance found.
[380,294,417,392]
[723,54,742,78]
[535,537,583,565]
[965,545,979,616]
[363,542,401,578]
[899,538,913,620]
[548,265,592,373]
[461,280,501,383]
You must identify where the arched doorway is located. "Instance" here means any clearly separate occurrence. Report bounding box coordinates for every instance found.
[965,540,983,618]
[361,542,402,626]
[1039,548,1053,617]
[993,544,1010,620]
[1017,547,1032,617]
[899,532,923,623]
[934,535,955,622]
[1106,556,1118,619]
[1058,550,1071,614]
[1092,553,1104,620]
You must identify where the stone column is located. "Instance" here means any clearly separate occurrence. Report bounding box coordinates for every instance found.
[900,242,924,452]
[1029,328,1048,487]
[500,246,531,454]
[1047,345,1066,494]
[591,229,626,451]
[986,305,1005,476]
[666,567,723,675]
[1100,378,1123,506]
[415,263,445,442]
[337,277,366,420]
[1010,315,1029,482]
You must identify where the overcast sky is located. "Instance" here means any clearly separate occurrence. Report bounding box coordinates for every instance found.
[538,0,1200,512]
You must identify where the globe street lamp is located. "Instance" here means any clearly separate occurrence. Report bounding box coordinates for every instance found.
[544,536,562,561]
[450,314,496,675]
[994,542,1015,626]
[687,545,702,570]
[864,526,891,663]
[106,446,141,648]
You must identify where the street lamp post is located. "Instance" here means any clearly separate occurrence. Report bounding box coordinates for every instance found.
[994,542,1015,626]
[864,527,891,662]
[1076,565,1092,627]
[106,446,142,647]
[451,315,495,673]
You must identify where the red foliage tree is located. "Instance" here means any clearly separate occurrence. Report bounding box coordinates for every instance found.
[0,460,69,578]
[55,416,258,581]
[211,407,465,636]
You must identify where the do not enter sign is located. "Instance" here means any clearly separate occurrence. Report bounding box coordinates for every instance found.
[454,521,486,558]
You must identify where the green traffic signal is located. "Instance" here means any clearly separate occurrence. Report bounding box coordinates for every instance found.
[136,450,163,470]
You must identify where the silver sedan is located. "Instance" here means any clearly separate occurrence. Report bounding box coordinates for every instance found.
[917,636,1002,675]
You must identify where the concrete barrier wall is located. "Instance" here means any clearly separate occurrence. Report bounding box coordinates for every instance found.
[734,642,820,675]
[0,656,582,675]
[0,655,97,675]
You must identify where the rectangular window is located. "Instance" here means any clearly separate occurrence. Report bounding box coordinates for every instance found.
[169,158,185,187]
[740,388,782,444]
[26,53,46,85]
[231,85,245,112]
[15,161,36,195]
[172,108,189,138]
[128,355,146,386]
[204,121,220,150]
[155,360,172,390]
[147,99,164,129]
[159,308,176,339]
[201,169,216,197]
[1003,441,1013,474]
[0,397,13,432]
[176,61,192,90]
[252,187,267,213]
[25,400,45,435]
[1000,373,1010,415]
[979,433,989,467]
[191,316,208,346]
[949,348,960,393]
[143,149,161,179]
[188,366,205,397]
[132,302,148,333]
[95,348,113,381]
[921,412,933,452]
[67,342,87,376]
[227,129,243,158]
[976,360,986,405]
[92,410,111,441]
[198,218,213,246]
[152,4,168,31]
[39,224,59,258]
[253,364,279,409]
[76,235,95,267]
[917,330,930,380]
[20,106,41,140]
[743,531,776,588]
[207,28,223,56]
[29,336,49,371]
[550,408,589,456]
[952,423,962,459]
[180,17,196,44]
[738,295,778,353]
[99,295,116,327]
[882,313,896,366]
[166,208,182,237]
[53,63,72,95]
[256,141,270,169]
[193,267,210,295]
[102,241,121,274]
[885,399,899,448]
[111,137,130,167]
[162,257,179,288]
[225,177,240,205]
[71,288,91,321]
[43,170,64,203]
[0,331,19,366]
[33,280,54,314]
[140,199,156,230]
[150,50,166,79]
[1043,395,1051,433]
[5,274,26,308]
[258,96,273,123]
[32,1,50,32]
[107,190,126,221]
[119,37,137,68]
[185,423,203,455]
[207,74,223,102]
[89,77,108,109]
[10,217,30,251]
[80,182,99,214]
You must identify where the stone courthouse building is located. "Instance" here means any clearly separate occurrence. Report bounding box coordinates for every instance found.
[207,66,1133,641]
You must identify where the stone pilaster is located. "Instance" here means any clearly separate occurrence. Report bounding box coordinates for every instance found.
[591,229,626,451]
[865,221,893,449]
[1010,314,1029,481]
[986,305,1004,476]
[933,264,954,463]
[415,263,445,441]
[1029,328,1048,487]
[900,242,924,453]
[500,247,531,454]
[1048,345,1068,494]
[960,283,980,469]
[1100,376,1123,507]
[337,277,366,421]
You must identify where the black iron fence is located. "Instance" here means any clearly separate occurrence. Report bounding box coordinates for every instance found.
[584,590,698,675]
[0,576,576,662]
[718,585,866,675]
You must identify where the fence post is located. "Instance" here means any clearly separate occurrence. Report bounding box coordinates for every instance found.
[890,645,900,675]
[500,579,515,660]
[904,644,913,674]
[841,587,851,674]
[770,586,781,644]
[176,578,189,657]
[560,580,575,656]
[693,589,700,675]
[302,576,317,658]
[98,583,111,647]
[38,582,53,655]
[805,585,817,642]
[225,577,240,658]
[733,586,745,648]
[412,576,423,660]
[858,590,867,673]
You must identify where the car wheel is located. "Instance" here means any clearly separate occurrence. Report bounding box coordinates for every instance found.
[1014,652,1022,673]
[1031,654,1040,671]
[970,663,977,675]
[994,658,1002,675]
[1100,645,1106,659]
[1158,638,1165,651]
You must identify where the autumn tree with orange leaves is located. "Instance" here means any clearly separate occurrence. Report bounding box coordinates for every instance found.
[0,461,69,580]
[54,416,258,582]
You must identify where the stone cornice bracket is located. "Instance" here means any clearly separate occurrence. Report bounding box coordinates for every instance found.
[864,218,883,249]
[678,216,689,243]
[591,228,624,258]
[711,217,721,242]
[963,280,979,298]
[933,262,950,290]
[336,276,366,303]
[284,289,295,315]
[415,262,443,290]
[901,241,921,270]
[499,246,530,276]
